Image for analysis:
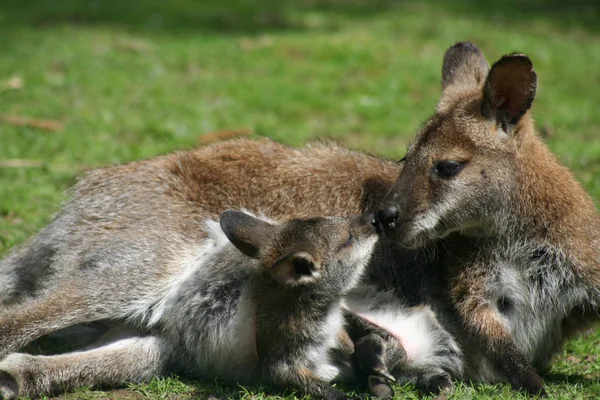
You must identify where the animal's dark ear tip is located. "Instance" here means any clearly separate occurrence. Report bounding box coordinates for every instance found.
[453,41,478,50]
[494,53,534,71]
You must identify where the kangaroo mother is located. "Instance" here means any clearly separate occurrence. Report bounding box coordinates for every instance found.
[374,42,600,395]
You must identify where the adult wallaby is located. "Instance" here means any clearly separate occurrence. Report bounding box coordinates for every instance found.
[0,211,381,399]
[374,41,600,395]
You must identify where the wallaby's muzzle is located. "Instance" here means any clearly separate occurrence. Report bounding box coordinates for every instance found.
[374,205,413,245]
[375,206,398,233]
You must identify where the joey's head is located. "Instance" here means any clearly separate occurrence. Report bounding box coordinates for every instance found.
[376,41,538,247]
[220,211,378,294]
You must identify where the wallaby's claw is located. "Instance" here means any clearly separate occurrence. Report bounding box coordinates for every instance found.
[0,371,18,400]
[372,368,396,383]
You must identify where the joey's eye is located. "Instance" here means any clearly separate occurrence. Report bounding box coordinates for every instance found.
[433,160,466,179]
[340,233,354,250]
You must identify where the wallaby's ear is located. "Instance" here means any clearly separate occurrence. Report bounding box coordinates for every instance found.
[482,54,537,132]
[441,41,489,91]
[271,252,321,286]
[220,211,275,259]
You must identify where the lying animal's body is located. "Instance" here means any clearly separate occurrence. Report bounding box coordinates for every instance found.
[0,140,461,398]
[0,134,586,397]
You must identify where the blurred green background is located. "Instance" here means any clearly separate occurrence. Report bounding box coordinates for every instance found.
[0,1,599,399]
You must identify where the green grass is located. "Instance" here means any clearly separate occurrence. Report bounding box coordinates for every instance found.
[1,0,599,399]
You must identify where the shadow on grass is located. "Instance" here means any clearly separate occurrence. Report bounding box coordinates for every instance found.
[0,0,598,35]
[545,372,599,388]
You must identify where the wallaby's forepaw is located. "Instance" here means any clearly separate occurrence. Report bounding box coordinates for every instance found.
[0,371,18,400]
[367,375,394,399]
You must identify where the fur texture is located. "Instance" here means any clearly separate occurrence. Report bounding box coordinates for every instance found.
[1,41,597,398]
[0,212,380,399]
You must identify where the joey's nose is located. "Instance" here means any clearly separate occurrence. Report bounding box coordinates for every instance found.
[376,207,398,231]
[352,213,376,236]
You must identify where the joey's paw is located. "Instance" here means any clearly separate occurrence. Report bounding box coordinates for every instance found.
[0,371,18,400]
[367,375,394,399]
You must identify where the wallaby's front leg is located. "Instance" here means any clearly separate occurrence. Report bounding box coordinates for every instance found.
[452,274,546,396]
[0,335,171,399]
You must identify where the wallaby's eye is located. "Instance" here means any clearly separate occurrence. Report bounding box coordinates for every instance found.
[339,233,354,250]
[433,160,466,179]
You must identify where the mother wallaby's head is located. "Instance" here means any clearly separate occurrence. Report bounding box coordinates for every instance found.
[376,41,538,247]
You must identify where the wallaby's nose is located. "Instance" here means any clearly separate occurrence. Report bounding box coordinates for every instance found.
[376,206,399,231]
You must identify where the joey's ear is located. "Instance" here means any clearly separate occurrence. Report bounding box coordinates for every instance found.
[482,54,537,131]
[271,252,321,286]
[441,41,489,91]
[220,211,275,259]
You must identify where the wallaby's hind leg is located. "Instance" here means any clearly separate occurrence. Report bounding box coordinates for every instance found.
[344,310,406,398]
[0,335,171,399]
[0,284,140,358]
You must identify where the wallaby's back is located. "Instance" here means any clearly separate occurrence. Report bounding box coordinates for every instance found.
[0,138,398,304]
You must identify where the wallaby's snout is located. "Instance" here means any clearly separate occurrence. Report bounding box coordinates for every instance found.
[375,192,418,245]
[375,206,398,234]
